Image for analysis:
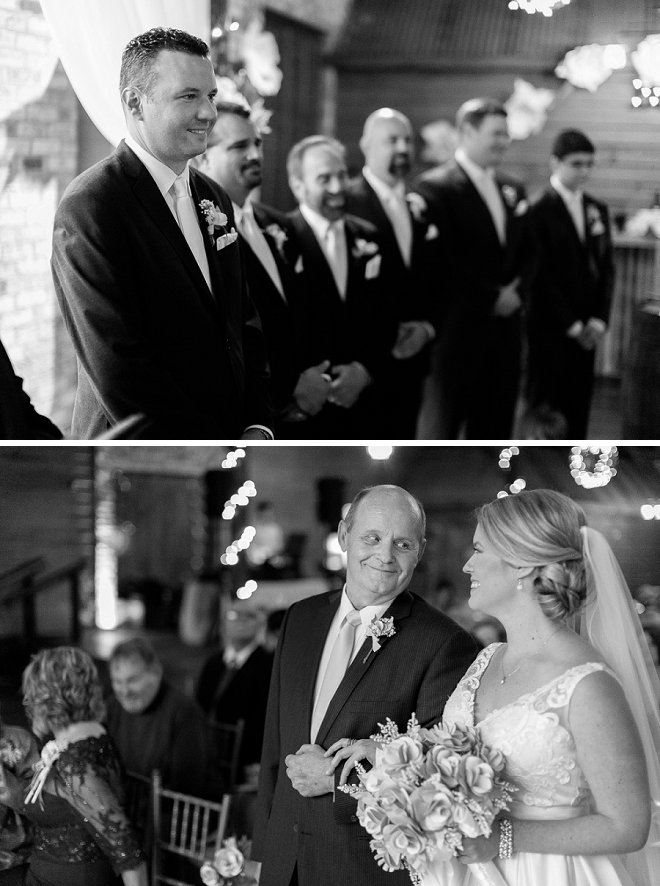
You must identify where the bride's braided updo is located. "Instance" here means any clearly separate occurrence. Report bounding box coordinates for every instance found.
[478,489,588,621]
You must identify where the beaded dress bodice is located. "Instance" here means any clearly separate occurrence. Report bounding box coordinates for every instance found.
[443,643,613,819]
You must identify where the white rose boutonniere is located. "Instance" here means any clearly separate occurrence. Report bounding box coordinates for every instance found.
[587,204,605,236]
[199,199,238,251]
[264,222,288,258]
[406,192,428,222]
[352,238,379,260]
[365,615,396,653]
[501,185,520,208]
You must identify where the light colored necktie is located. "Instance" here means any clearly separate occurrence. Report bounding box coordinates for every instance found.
[170,176,212,291]
[568,194,585,241]
[311,609,362,741]
[324,222,348,299]
[237,208,286,301]
[480,170,506,246]
[385,192,413,267]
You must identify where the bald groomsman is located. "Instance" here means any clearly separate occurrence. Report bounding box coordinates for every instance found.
[199,103,331,438]
[414,98,533,439]
[286,136,397,439]
[346,109,438,438]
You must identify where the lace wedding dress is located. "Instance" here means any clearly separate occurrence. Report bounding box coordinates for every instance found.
[424,643,637,886]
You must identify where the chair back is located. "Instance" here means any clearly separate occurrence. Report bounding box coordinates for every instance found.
[208,718,245,794]
[125,769,152,850]
[151,769,231,886]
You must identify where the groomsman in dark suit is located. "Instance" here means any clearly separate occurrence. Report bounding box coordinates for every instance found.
[51,28,272,439]
[286,136,397,439]
[345,108,438,438]
[252,485,477,886]
[526,129,613,438]
[198,103,332,438]
[414,98,531,439]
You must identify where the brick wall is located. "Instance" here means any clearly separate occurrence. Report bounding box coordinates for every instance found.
[0,0,78,434]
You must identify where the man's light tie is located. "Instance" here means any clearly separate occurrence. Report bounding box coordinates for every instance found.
[482,170,506,246]
[324,222,348,299]
[311,609,362,741]
[387,193,413,267]
[170,176,212,291]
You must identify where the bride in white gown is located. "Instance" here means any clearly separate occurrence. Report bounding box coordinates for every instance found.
[328,489,660,886]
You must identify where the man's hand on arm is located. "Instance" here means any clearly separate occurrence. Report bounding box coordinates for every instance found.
[492,277,522,318]
[327,363,371,409]
[294,360,333,416]
[391,321,434,360]
[285,744,334,797]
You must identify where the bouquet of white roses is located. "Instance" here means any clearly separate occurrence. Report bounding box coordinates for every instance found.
[341,715,515,886]
[200,837,257,886]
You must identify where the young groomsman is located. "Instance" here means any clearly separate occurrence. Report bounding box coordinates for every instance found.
[526,129,613,438]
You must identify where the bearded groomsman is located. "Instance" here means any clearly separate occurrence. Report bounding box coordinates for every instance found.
[525,129,613,438]
[285,136,397,439]
[199,103,332,438]
[345,109,438,438]
[413,98,532,439]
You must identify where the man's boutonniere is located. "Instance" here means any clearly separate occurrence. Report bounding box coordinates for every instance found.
[365,615,396,652]
[587,204,605,236]
[352,238,379,260]
[406,192,427,222]
[199,199,228,236]
[264,223,288,258]
[501,185,520,209]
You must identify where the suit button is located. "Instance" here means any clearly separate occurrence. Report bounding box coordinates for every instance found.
[293,824,298,833]
[350,815,357,823]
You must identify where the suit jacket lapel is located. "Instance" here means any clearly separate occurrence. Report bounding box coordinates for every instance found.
[190,173,231,320]
[453,162,502,252]
[314,591,415,746]
[291,209,343,304]
[549,188,585,253]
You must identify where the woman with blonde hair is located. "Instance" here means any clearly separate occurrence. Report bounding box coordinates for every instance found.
[0,647,146,886]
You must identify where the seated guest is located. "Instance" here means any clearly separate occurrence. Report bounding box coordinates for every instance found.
[106,637,208,797]
[346,108,438,438]
[285,136,397,439]
[526,128,613,438]
[198,103,332,438]
[196,602,273,784]
[0,337,62,440]
[0,647,146,886]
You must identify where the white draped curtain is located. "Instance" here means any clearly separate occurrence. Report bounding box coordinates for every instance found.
[39,0,211,146]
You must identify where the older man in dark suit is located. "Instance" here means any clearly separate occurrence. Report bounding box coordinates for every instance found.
[346,108,438,439]
[252,485,477,886]
[198,104,331,438]
[51,28,272,440]
[526,129,613,438]
[285,136,397,439]
[414,98,532,439]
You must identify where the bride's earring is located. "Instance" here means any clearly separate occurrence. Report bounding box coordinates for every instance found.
[516,579,523,591]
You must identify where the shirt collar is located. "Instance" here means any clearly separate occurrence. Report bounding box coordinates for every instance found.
[455,147,495,185]
[124,134,187,199]
[299,202,344,242]
[550,174,583,207]
[339,585,393,629]
[224,638,261,669]
[363,166,406,203]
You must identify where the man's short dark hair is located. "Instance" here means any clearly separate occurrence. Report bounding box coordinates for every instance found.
[206,102,252,148]
[120,27,210,96]
[456,98,507,131]
[286,135,345,183]
[110,636,161,670]
[551,128,595,160]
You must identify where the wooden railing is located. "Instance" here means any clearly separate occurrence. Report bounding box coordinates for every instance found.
[0,558,88,649]
[597,235,660,378]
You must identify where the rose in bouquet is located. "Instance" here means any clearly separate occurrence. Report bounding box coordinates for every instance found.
[340,715,515,885]
[200,837,257,886]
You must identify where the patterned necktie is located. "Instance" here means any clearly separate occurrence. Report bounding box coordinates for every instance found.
[237,208,286,300]
[324,221,348,299]
[311,609,362,741]
[170,176,212,290]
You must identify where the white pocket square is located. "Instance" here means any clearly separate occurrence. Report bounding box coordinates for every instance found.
[216,229,239,251]
[365,254,381,280]
[294,255,304,273]
[425,224,439,241]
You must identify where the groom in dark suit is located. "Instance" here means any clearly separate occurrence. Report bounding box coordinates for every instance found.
[252,484,477,886]
[198,104,332,438]
[413,98,532,439]
[526,129,613,438]
[51,28,272,440]
[345,109,438,439]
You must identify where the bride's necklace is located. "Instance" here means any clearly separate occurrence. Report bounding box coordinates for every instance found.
[500,626,564,684]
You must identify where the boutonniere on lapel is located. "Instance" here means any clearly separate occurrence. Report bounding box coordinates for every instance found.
[264,223,288,259]
[406,192,427,222]
[363,615,396,659]
[353,238,381,279]
[501,185,527,216]
[199,199,238,251]
[586,204,605,236]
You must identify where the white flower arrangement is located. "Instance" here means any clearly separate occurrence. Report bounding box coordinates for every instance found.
[200,837,256,886]
[365,615,396,652]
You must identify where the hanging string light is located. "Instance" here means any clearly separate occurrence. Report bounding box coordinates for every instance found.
[508,0,571,16]
[569,446,618,488]
[220,525,257,566]
[497,447,526,497]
